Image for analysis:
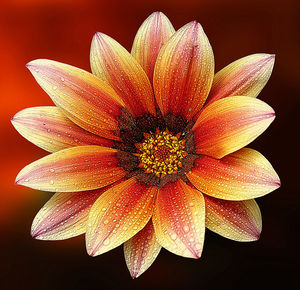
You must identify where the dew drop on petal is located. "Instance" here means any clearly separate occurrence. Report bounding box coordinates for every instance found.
[183,225,189,233]
[103,238,110,246]
[171,233,177,240]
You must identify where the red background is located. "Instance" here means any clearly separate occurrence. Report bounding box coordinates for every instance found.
[0,0,298,289]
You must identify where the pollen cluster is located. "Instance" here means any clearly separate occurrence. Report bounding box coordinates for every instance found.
[135,129,187,178]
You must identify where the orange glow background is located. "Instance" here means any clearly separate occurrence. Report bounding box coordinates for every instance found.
[0,0,298,289]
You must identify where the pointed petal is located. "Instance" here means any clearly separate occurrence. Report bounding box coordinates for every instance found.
[206,54,275,106]
[90,33,156,117]
[187,148,280,200]
[153,21,214,121]
[31,186,112,240]
[153,179,205,258]
[15,146,126,192]
[131,12,175,82]
[192,96,275,158]
[26,59,125,141]
[204,195,262,241]
[11,106,114,152]
[124,220,161,278]
[86,177,157,256]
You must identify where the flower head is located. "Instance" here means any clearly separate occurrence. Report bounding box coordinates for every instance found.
[12,12,280,278]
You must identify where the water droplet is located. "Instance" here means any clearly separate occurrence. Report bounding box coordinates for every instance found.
[183,225,189,233]
[103,238,110,246]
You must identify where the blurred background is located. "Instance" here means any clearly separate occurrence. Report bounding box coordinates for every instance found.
[0,0,298,289]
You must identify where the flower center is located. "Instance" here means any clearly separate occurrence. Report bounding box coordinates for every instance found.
[135,129,187,178]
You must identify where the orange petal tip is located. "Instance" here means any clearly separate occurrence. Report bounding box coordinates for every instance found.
[14,170,25,185]
[260,53,275,60]
[93,32,107,44]
[11,113,22,126]
[14,175,25,186]
[253,232,261,241]
[31,229,40,239]
[273,178,281,189]
[86,248,96,257]
[25,59,45,73]
[10,116,16,125]
[26,60,38,69]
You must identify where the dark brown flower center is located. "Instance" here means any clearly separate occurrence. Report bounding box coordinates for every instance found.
[115,109,197,186]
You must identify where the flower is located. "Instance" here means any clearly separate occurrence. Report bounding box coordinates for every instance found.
[12,12,280,278]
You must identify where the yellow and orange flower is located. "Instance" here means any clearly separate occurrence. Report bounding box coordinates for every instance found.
[12,12,280,278]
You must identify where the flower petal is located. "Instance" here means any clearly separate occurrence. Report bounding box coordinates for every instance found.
[90,33,156,117]
[187,148,280,200]
[206,54,275,106]
[11,106,114,152]
[153,179,205,258]
[31,186,111,240]
[204,195,262,242]
[124,220,161,279]
[192,96,275,158]
[131,12,175,82]
[86,177,157,256]
[26,59,125,141]
[15,146,126,192]
[153,21,214,121]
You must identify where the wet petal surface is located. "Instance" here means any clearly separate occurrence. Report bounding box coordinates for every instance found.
[31,186,115,240]
[90,33,156,117]
[205,195,262,241]
[124,220,161,278]
[192,96,275,158]
[153,21,214,121]
[15,146,126,192]
[12,106,114,152]
[187,148,280,200]
[131,11,175,82]
[206,54,275,106]
[27,59,125,141]
[86,177,157,256]
[153,179,205,258]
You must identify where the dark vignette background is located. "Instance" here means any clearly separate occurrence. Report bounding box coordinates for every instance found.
[0,0,298,289]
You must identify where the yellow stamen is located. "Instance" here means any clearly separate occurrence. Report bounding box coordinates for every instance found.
[135,130,187,177]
